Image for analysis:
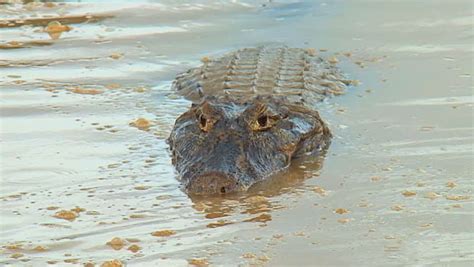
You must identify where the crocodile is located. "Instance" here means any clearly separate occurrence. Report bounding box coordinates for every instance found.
[167,45,353,194]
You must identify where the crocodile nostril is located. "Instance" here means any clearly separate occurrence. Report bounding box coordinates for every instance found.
[187,172,239,195]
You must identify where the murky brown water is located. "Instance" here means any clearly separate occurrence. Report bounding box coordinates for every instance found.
[1,1,473,266]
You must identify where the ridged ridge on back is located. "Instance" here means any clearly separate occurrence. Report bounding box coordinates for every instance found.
[172,46,351,106]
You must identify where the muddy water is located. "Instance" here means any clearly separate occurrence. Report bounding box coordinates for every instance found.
[1,1,473,266]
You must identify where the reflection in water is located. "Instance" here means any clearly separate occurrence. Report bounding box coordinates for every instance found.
[189,153,326,226]
[0,14,111,28]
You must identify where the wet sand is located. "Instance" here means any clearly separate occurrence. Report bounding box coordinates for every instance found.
[1,1,473,266]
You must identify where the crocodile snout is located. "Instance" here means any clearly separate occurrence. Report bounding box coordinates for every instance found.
[186,171,241,195]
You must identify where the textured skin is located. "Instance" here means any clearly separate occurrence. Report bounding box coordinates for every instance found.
[168,95,332,194]
[168,46,352,194]
[173,46,351,106]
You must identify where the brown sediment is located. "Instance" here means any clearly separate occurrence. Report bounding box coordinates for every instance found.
[53,210,78,221]
[106,237,126,250]
[130,118,152,130]
[334,208,349,214]
[134,86,148,93]
[446,181,457,188]
[0,14,113,28]
[71,88,103,95]
[109,53,123,60]
[370,176,382,181]
[100,259,123,267]
[44,21,72,40]
[71,207,86,213]
[188,258,209,267]
[206,220,234,228]
[337,218,352,224]
[134,185,151,190]
[243,213,272,223]
[127,244,141,253]
[151,230,176,237]
[242,253,257,259]
[401,190,416,197]
[205,212,228,219]
[312,186,327,196]
[10,253,24,259]
[129,214,146,219]
[446,195,470,201]
[0,40,53,50]
[32,245,48,252]
[3,243,23,250]
[424,192,441,200]
[64,258,79,264]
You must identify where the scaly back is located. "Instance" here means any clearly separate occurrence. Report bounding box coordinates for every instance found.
[172,45,352,107]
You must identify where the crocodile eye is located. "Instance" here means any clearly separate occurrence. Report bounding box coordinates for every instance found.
[200,115,207,128]
[257,115,268,127]
[198,114,208,131]
[251,114,277,131]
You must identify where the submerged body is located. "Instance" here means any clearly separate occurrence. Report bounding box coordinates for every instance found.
[168,46,352,194]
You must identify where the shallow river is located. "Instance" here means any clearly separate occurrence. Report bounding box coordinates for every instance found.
[0,1,473,266]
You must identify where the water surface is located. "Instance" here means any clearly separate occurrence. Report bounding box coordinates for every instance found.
[1,1,473,266]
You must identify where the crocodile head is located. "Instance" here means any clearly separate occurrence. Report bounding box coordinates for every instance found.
[168,95,331,195]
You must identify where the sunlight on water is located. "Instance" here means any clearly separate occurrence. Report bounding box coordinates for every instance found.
[0,0,472,266]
